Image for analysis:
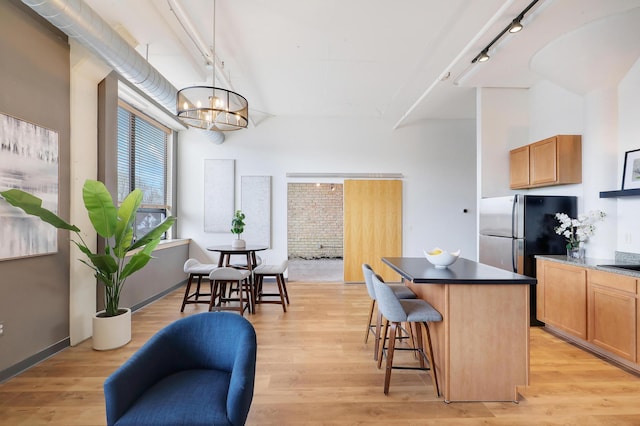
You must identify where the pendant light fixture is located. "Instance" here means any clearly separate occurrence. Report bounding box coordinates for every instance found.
[176,0,248,131]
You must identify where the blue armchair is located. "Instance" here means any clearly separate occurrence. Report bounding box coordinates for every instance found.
[104,312,257,426]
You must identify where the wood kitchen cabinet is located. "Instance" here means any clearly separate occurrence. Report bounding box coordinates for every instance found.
[509,145,530,189]
[539,260,587,339]
[510,135,582,189]
[538,257,640,373]
[588,270,637,362]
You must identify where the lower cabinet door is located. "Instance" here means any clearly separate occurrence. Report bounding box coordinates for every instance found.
[589,284,636,362]
[543,262,587,339]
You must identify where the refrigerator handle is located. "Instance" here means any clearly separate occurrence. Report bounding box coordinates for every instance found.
[511,195,517,239]
[512,238,517,272]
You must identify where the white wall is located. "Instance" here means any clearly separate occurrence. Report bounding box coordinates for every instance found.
[477,87,530,198]
[69,42,109,344]
[581,88,618,258]
[617,57,640,253]
[528,81,584,142]
[177,116,478,269]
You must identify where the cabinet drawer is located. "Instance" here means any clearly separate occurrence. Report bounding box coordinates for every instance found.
[589,270,636,293]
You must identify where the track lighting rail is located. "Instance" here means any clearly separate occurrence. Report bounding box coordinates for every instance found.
[471,0,540,63]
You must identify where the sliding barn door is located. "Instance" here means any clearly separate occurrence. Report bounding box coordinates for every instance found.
[343,180,402,282]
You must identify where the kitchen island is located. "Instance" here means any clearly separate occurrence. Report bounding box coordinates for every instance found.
[382,257,537,402]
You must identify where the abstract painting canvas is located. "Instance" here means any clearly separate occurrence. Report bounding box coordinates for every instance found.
[0,113,59,260]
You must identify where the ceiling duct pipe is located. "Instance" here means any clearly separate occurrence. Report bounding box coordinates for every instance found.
[20,0,225,143]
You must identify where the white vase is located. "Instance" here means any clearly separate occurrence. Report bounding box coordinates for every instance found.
[232,238,246,248]
[92,308,131,351]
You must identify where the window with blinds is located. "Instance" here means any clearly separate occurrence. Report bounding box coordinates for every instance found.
[117,102,172,240]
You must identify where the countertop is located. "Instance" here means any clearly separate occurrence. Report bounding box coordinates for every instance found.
[535,254,640,278]
[382,257,537,285]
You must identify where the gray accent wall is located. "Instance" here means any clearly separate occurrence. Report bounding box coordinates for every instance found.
[0,2,189,382]
[0,0,71,377]
[120,243,189,311]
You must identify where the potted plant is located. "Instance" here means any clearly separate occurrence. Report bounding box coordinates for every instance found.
[230,210,246,248]
[0,179,176,350]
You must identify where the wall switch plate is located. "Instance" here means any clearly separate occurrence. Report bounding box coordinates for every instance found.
[0,322,4,336]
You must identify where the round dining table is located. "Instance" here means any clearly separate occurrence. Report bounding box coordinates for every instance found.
[206,244,268,272]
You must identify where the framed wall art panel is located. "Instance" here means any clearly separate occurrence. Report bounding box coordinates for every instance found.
[622,148,640,190]
[203,159,235,233]
[0,112,59,260]
[241,175,271,247]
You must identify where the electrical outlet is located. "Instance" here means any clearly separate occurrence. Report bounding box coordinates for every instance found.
[0,322,4,336]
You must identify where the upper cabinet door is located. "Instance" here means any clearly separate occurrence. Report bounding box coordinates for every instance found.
[530,136,558,186]
[509,145,530,189]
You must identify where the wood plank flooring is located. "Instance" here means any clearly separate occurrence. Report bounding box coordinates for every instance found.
[1,281,640,425]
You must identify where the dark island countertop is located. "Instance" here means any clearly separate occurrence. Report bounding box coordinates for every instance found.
[382,257,537,285]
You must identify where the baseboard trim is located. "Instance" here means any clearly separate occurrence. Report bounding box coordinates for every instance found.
[130,280,187,313]
[1,279,187,384]
[0,338,70,384]
[543,325,640,377]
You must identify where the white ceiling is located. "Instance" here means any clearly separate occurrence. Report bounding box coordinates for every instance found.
[82,0,640,128]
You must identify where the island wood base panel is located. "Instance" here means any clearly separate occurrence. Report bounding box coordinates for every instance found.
[406,280,530,402]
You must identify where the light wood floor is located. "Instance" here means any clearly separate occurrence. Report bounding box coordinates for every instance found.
[2,281,640,425]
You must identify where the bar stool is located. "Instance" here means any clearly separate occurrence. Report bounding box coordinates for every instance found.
[181,259,217,312]
[362,264,416,360]
[253,260,289,312]
[209,267,253,316]
[372,273,441,396]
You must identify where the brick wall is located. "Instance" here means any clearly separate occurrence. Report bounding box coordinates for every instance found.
[287,183,343,259]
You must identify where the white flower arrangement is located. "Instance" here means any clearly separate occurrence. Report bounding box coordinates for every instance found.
[554,210,606,250]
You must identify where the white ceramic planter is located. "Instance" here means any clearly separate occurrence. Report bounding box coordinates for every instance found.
[232,238,246,248]
[92,308,132,351]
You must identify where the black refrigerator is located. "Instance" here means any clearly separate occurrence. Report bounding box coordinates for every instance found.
[478,195,577,326]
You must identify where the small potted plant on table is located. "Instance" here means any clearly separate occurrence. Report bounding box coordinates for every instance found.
[231,210,246,248]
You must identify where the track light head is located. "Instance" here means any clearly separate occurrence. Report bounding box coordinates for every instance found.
[471,49,490,64]
[509,18,523,33]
